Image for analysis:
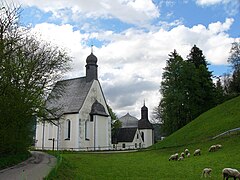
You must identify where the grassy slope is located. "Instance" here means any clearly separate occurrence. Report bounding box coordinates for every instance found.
[47,135,240,180]
[153,95,240,149]
[47,96,240,179]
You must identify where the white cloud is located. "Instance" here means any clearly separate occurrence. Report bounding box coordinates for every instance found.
[196,0,240,16]
[30,18,235,118]
[10,0,159,26]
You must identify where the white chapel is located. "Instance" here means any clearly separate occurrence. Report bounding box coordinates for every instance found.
[35,52,111,151]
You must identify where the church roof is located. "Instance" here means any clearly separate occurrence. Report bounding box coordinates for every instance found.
[90,100,108,117]
[138,118,154,129]
[46,77,93,117]
[119,113,138,128]
[112,128,137,143]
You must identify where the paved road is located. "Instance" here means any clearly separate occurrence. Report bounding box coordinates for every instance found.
[0,151,57,180]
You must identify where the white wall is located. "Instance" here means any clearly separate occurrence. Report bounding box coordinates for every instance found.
[140,129,153,148]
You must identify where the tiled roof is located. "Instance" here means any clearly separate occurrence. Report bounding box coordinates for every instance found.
[119,113,138,128]
[90,100,108,117]
[46,77,93,117]
[112,128,137,143]
[138,118,154,129]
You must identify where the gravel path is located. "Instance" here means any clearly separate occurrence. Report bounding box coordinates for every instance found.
[0,151,57,180]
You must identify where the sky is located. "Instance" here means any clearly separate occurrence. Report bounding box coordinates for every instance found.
[7,0,240,119]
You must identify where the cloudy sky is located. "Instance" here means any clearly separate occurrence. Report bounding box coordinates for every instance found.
[9,0,240,119]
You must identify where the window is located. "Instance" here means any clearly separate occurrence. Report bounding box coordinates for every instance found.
[122,144,125,148]
[48,123,53,139]
[85,120,89,140]
[141,132,144,142]
[65,119,71,140]
[139,143,141,148]
[137,134,139,139]
[135,143,137,148]
[90,114,93,122]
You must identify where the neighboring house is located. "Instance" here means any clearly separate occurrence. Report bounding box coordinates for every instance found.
[112,104,154,150]
[35,52,111,151]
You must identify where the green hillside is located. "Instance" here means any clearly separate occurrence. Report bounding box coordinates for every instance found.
[153,95,240,149]
[47,96,240,179]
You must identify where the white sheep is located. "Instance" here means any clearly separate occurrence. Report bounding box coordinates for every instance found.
[193,149,201,156]
[201,168,212,178]
[215,144,222,149]
[209,145,217,152]
[222,168,240,180]
[180,152,185,158]
[169,153,178,161]
[186,152,190,158]
[178,156,184,161]
[185,148,189,155]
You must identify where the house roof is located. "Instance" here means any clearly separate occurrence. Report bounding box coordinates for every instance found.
[112,127,138,143]
[138,118,154,129]
[46,77,93,117]
[90,100,108,117]
[119,113,138,128]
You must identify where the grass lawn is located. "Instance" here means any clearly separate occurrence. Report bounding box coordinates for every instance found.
[47,134,240,180]
[47,96,240,179]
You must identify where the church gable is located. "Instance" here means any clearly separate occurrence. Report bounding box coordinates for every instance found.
[46,77,93,117]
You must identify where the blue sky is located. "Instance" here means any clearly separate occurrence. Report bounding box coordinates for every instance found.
[9,0,240,118]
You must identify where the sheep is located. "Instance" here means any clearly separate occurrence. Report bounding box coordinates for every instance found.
[201,168,212,178]
[222,168,240,180]
[215,144,222,150]
[186,152,190,158]
[178,156,184,161]
[169,153,178,161]
[185,148,189,155]
[180,152,185,158]
[194,149,201,156]
[209,145,217,152]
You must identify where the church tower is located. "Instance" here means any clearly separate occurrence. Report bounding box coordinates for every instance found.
[86,49,98,82]
[141,102,148,120]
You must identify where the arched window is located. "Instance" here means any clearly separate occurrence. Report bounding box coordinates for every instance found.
[85,120,89,140]
[141,132,144,142]
[65,119,71,140]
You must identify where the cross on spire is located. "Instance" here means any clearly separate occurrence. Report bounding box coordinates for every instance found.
[91,45,93,54]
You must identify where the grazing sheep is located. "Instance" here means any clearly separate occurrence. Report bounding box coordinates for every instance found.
[222,168,240,180]
[186,152,190,158]
[194,149,201,156]
[215,144,222,150]
[169,153,178,161]
[209,145,217,152]
[181,152,185,158]
[185,148,189,155]
[178,156,184,161]
[201,168,212,178]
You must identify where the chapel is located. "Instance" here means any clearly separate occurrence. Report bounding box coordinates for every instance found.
[35,52,111,151]
[112,104,154,150]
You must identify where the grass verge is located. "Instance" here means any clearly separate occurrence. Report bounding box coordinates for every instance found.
[0,151,31,170]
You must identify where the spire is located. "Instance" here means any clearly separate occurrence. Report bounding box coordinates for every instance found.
[141,101,148,120]
[86,46,98,82]
[91,45,93,54]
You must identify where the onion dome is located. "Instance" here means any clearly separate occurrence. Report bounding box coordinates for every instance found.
[86,53,97,65]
